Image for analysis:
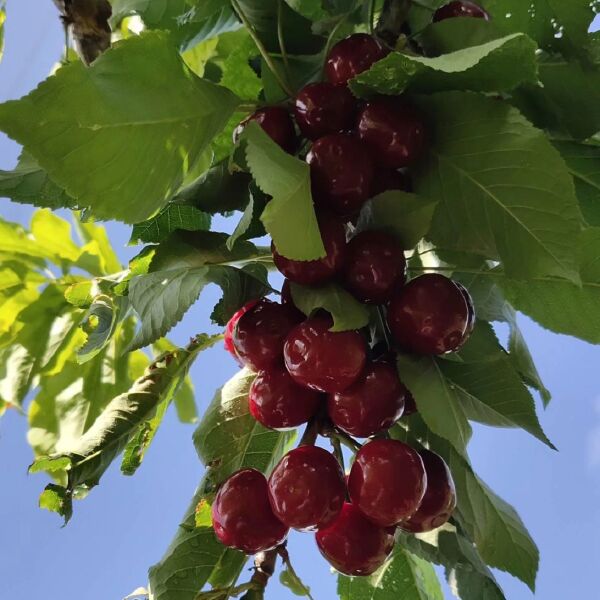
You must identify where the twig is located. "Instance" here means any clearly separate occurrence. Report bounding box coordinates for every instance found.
[240,550,278,599]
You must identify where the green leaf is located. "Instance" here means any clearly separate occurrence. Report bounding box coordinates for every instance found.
[226,186,268,250]
[338,546,444,600]
[397,354,472,457]
[552,140,600,227]
[350,34,538,97]
[415,92,583,282]
[149,369,295,600]
[75,219,123,275]
[130,205,212,244]
[39,484,73,522]
[261,53,323,104]
[0,32,240,224]
[280,567,312,597]
[219,35,262,101]
[289,282,369,332]
[358,191,437,250]
[76,295,124,363]
[244,122,325,261]
[0,152,76,210]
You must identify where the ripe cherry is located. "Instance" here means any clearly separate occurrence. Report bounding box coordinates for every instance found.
[433,1,490,22]
[401,450,456,533]
[272,214,346,286]
[280,279,305,320]
[212,468,288,554]
[294,82,358,140]
[284,315,367,393]
[224,300,258,363]
[307,134,374,217]
[348,439,427,526]
[233,107,297,153]
[343,230,407,304]
[357,98,427,169]
[233,299,302,371]
[455,281,476,336]
[371,169,413,195]
[249,365,322,430]
[387,273,472,355]
[328,361,406,438]
[316,502,395,576]
[268,446,345,531]
[326,34,389,87]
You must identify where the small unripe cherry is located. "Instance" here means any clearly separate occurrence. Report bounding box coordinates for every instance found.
[249,365,322,430]
[433,1,490,22]
[224,300,258,363]
[233,107,297,153]
[401,450,457,533]
[268,446,345,531]
[348,439,427,527]
[316,502,395,576]
[212,468,289,554]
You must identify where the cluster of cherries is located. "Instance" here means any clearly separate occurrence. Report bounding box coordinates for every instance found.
[212,0,488,578]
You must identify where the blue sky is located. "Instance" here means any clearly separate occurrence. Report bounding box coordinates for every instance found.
[1,2,599,598]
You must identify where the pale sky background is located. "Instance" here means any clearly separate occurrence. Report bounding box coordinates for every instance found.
[1,2,599,599]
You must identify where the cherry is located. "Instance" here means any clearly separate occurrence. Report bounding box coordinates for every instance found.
[343,230,407,304]
[316,502,395,576]
[328,361,406,438]
[249,365,322,430]
[348,439,427,526]
[307,134,374,217]
[357,97,427,169]
[294,82,358,140]
[371,169,413,195]
[233,299,302,371]
[284,315,367,393]
[433,1,490,22]
[268,446,346,531]
[272,214,346,286]
[212,468,288,554]
[224,300,259,363]
[233,107,297,153]
[326,34,389,87]
[280,279,305,320]
[387,273,472,355]
[455,281,476,336]
[401,450,456,533]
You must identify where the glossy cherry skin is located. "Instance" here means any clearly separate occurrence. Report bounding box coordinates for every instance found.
[433,1,490,22]
[233,107,297,153]
[357,98,427,169]
[455,281,476,336]
[280,279,305,320]
[343,230,407,304]
[326,34,389,87]
[233,299,302,371]
[212,469,289,554]
[371,169,413,195]
[284,315,367,393]
[224,300,259,363]
[294,82,358,140]
[307,134,374,217]
[272,214,347,286]
[328,361,406,438]
[316,502,395,576]
[249,365,322,430]
[401,450,456,533]
[387,274,472,355]
[348,439,427,527]
[268,446,346,531]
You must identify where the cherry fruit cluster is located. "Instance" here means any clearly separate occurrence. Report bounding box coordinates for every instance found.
[213,0,488,578]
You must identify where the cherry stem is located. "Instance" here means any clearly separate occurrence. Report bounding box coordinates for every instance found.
[299,415,320,446]
[277,0,292,83]
[330,435,345,472]
[333,429,362,453]
[277,545,316,600]
[376,305,393,350]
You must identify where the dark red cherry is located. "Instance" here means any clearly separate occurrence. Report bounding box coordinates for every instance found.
[233,107,297,153]
[284,315,367,393]
[224,300,259,363]
[433,1,490,22]
[326,34,389,87]
[272,214,346,286]
[268,446,345,531]
[212,468,288,554]
[387,274,471,355]
[343,230,407,304]
[371,169,413,195]
[348,439,427,527]
[233,299,302,371]
[401,450,456,533]
[357,98,427,169]
[280,279,305,320]
[294,82,358,140]
[307,134,374,217]
[249,365,322,430]
[454,281,476,336]
[328,361,406,438]
[316,502,395,576]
